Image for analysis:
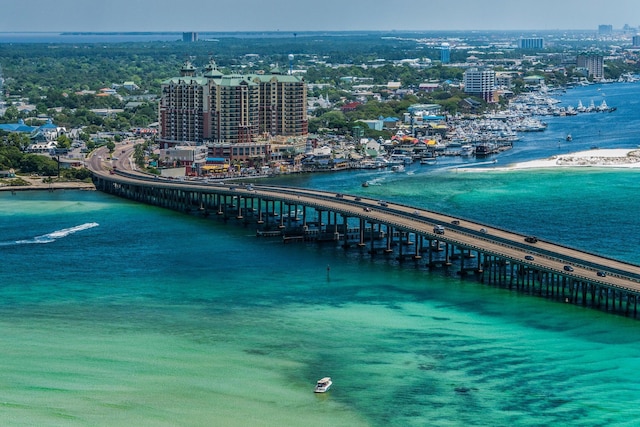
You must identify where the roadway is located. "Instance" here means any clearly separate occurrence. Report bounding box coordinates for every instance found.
[88,145,640,293]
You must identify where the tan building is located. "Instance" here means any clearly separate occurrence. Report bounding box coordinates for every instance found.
[576,53,604,80]
[158,59,307,164]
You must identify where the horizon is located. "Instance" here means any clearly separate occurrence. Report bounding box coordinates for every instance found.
[0,28,634,36]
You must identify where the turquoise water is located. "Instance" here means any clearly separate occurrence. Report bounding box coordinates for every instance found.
[2,83,640,426]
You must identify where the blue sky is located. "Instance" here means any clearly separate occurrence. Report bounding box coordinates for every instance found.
[1,0,638,32]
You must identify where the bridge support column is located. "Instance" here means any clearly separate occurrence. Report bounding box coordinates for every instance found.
[279,201,285,229]
[257,198,264,224]
[413,234,422,260]
[385,225,393,253]
[236,196,243,219]
[302,206,307,227]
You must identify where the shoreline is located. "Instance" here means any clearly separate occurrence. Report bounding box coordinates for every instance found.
[507,148,640,170]
[0,176,95,192]
[460,148,640,171]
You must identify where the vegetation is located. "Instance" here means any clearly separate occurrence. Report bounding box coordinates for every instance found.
[1,31,640,161]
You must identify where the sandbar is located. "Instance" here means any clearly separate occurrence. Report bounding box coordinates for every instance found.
[498,148,640,170]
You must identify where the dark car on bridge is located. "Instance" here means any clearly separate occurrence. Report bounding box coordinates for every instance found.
[597,271,607,277]
[525,236,538,243]
[564,265,574,272]
[525,255,534,261]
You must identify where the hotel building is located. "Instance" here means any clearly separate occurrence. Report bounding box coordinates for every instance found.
[576,53,604,80]
[159,59,307,164]
[519,38,544,49]
[463,68,496,102]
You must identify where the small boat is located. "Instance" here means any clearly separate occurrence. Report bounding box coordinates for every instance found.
[391,164,405,172]
[361,181,369,188]
[314,377,332,393]
[566,134,572,141]
[420,157,437,165]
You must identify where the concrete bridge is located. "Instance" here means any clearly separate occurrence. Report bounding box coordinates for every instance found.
[88,145,640,318]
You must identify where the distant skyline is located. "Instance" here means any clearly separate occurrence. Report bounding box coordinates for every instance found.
[1,0,639,33]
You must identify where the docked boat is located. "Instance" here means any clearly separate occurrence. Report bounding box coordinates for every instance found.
[474,143,496,157]
[391,164,405,172]
[420,157,437,165]
[460,145,474,156]
[314,377,332,393]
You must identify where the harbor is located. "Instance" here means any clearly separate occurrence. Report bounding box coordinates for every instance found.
[256,84,623,177]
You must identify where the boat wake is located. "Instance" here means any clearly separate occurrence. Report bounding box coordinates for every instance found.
[366,177,385,186]
[450,160,498,170]
[1,222,99,246]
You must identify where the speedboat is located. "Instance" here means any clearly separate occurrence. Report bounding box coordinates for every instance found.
[420,157,437,165]
[314,377,332,393]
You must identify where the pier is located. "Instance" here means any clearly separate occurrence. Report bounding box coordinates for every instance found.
[89,150,640,319]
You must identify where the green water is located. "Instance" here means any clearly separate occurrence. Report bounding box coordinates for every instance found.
[1,173,640,426]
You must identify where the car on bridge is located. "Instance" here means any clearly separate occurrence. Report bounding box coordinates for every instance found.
[564,265,574,272]
[433,225,445,235]
[525,236,538,243]
[525,255,534,261]
[597,271,607,277]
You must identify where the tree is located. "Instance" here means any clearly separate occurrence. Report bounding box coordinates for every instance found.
[56,134,72,149]
[6,132,31,151]
[133,144,146,168]
[106,139,116,154]
[2,106,19,123]
[19,154,58,176]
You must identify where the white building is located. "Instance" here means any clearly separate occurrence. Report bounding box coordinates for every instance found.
[463,68,496,102]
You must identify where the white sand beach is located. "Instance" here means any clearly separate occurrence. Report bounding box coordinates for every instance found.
[501,148,640,170]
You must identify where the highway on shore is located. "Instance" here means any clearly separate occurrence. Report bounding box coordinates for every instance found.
[89,144,640,294]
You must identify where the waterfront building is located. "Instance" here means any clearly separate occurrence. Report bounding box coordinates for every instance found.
[253,67,308,138]
[519,37,544,49]
[159,61,208,147]
[633,35,640,47]
[463,68,496,102]
[576,53,604,80]
[158,59,307,165]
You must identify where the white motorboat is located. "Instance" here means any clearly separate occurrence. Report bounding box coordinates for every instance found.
[420,157,437,165]
[314,377,332,393]
[460,145,474,156]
